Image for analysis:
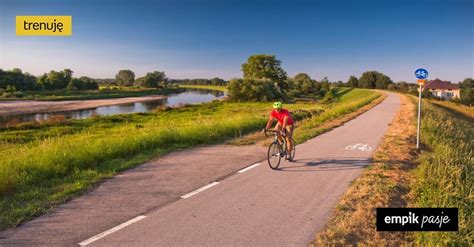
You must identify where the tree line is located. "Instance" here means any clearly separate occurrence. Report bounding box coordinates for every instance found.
[111,70,229,88]
[227,54,346,102]
[228,54,331,102]
[227,54,391,102]
[0,68,99,92]
[0,67,226,92]
[227,54,473,105]
[169,78,227,86]
[1,57,472,105]
[0,69,171,94]
[116,70,170,88]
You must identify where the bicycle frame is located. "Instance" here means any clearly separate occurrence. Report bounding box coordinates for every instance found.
[264,129,296,169]
[265,130,287,154]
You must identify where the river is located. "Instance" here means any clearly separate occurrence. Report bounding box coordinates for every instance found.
[0,89,225,127]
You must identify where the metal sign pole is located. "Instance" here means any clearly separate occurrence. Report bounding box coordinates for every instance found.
[417,84,421,149]
[414,68,427,149]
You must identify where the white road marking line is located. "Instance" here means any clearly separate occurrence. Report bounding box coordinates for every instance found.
[238,163,261,173]
[78,215,146,246]
[180,182,219,199]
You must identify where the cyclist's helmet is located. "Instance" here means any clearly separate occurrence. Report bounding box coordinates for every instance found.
[273,101,283,109]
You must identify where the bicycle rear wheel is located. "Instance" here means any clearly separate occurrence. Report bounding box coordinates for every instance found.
[267,142,282,169]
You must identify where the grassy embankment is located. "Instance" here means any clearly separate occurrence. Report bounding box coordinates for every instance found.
[0,88,380,229]
[313,95,472,245]
[413,99,472,245]
[429,99,473,120]
[178,84,228,92]
[0,87,184,101]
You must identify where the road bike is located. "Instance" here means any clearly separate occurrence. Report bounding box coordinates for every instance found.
[264,129,295,169]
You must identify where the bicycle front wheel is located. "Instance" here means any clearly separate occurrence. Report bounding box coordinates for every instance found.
[267,142,282,170]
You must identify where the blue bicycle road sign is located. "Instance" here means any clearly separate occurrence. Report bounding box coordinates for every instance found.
[415,68,428,79]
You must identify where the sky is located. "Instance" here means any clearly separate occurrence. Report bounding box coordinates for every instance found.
[0,0,473,83]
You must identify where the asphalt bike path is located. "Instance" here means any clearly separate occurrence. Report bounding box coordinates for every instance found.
[0,92,400,246]
[89,92,400,246]
[0,146,266,245]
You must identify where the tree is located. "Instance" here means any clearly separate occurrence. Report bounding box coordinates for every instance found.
[421,88,435,99]
[227,78,284,102]
[80,76,99,90]
[0,68,38,90]
[294,73,311,83]
[320,76,330,91]
[47,70,67,89]
[358,71,392,89]
[115,69,135,86]
[241,54,288,90]
[37,74,50,89]
[375,73,393,89]
[36,69,73,89]
[397,81,409,91]
[292,73,316,94]
[67,76,99,90]
[211,77,226,86]
[460,78,474,87]
[459,78,473,105]
[63,69,73,83]
[347,76,358,88]
[22,72,38,90]
[140,71,167,88]
[67,78,83,90]
[359,71,377,88]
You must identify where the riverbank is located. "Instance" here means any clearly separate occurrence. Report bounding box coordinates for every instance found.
[0,87,184,101]
[0,95,167,116]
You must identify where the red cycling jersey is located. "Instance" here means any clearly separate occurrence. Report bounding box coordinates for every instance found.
[271,109,294,125]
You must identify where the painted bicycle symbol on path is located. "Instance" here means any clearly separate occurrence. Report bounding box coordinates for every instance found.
[345,143,372,152]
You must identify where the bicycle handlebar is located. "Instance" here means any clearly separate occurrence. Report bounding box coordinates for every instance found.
[264,129,286,138]
[264,129,276,137]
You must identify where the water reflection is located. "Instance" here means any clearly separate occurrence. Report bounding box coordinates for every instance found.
[0,89,225,127]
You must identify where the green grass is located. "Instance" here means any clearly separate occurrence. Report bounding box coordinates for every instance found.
[294,88,381,144]
[411,99,473,245]
[0,87,184,101]
[429,100,473,121]
[178,84,228,92]
[0,88,380,229]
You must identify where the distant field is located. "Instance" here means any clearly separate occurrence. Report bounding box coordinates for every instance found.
[0,88,380,229]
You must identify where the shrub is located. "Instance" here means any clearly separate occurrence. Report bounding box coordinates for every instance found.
[5,85,16,93]
[67,77,99,90]
[12,91,24,98]
[322,88,336,102]
[227,78,285,102]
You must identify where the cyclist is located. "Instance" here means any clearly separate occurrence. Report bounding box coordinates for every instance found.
[263,101,294,160]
